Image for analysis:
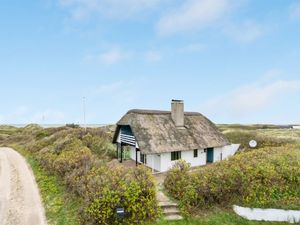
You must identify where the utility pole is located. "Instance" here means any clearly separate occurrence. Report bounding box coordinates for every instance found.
[83,96,87,132]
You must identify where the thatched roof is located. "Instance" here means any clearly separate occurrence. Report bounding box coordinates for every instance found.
[113,109,229,154]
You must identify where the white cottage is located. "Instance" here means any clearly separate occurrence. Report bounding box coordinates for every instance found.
[113,100,239,172]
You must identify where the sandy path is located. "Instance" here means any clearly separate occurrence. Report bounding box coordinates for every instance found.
[0,147,47,225]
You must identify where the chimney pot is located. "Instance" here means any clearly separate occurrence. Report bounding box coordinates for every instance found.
[171,100,184,127]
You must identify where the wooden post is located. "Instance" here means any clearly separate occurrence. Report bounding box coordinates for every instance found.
[135,148,138,166]
[120,144,123,163]
[116,144,119,160]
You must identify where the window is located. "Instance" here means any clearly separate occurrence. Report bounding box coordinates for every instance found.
[193,149,198,158]
[171,151,181,161]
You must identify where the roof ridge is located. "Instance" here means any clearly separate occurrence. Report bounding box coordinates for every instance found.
[127,109,201,115]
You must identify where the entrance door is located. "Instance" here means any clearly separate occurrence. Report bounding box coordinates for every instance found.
[206,148,214,163]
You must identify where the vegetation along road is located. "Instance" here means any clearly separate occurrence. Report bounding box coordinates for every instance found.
[0,147,47,225]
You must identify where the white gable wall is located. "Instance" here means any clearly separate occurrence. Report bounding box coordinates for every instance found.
[214,144,240,162]
[222,144,240,158]
[213,147,223,162]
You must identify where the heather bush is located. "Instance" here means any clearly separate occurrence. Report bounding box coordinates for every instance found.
[82,134,116,159]
[0,125,160,224]
[164,145,300,214]
[53,147,93,176]
[83,166,160,225]
[164,160,191,199]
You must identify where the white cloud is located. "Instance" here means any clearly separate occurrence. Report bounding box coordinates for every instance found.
[84,48,132,65]
[86,81,138,111]
[145,50,162,62]
[157,0,232,36]
[99,48,131,65]
[178,43,206,53]
[92,81,124,95]
[203,71,300,119]
[156,0,266,43]
[224,20,265,43]
[289,3,300,21]
[84,48,165,65]
[59,0,164,20]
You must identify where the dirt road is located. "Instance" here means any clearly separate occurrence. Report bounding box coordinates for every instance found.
[0,147,47,225]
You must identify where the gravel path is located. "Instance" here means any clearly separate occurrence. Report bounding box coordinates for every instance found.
[0,147,47,225]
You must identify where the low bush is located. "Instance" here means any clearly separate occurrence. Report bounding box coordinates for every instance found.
[164,145,300,215]
[83,166,160,225]
[53,147,92,176]
[82,134,116,159]
[164,160,191,200]
[0,125,159,224]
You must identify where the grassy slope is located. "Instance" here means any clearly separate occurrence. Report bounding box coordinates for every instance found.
[13,145,80,225]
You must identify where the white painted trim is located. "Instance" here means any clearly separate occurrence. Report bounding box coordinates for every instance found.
[233,205,300,223]
[120,133,136,146]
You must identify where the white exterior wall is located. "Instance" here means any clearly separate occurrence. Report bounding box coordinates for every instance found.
[213,147,223,162]
[116,131,121,143]
[159,144,240,172]
[129,146,138,161]
[222,144,240,159]
[145,154,161,172]
[214,144,240,162]
[159,149,207,172]
[128,147,161,171]
[160,152,172,172]
[182,149,207,167]
[127,144,240,173]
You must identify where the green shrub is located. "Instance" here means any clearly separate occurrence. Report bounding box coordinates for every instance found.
[164,160,191,199]
[83,166,160,225]
[82,134,116,159]
[53,147,92,176]
[164,145,300,214]
[0,125,160,224]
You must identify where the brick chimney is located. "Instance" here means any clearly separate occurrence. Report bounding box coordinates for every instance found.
[171,100,184,127]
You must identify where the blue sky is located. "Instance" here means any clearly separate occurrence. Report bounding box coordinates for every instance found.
[1,0,300,125]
